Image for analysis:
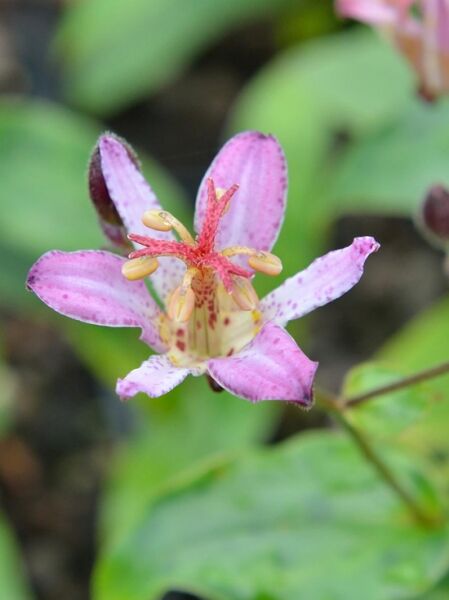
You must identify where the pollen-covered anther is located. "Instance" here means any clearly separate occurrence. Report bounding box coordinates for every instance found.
[142,210,173,231]
[248,251,283,276]
[167,285,195,323]
[222,246,283,276]
[121,256,159,281]
[231,276,259,311]
[141,209,195,244]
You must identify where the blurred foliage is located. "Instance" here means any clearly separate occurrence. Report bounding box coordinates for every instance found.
[0,518,33,600]
[344,363,433,441]
[0,340,16,438]
[276,0,340,45]
[93,432,449,600]
[229,29,413,299]
[98,375,277,550]
[377,297,449,483]
[0,100,188,309]
[330,101,449,215]
[56,0,302,115]
[0,350,33,598]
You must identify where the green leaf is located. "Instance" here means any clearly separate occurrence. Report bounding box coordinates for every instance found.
[330,100,449,216]
[0,516,33,599]
[379,295,449,391]
[342,362,445,516]
[57,0,301,115]
[0,99,188,311]
[97,373,279,550]
[343,362,433,441]
[420,572,449,599]
[93,432,449,600]
[373,298,449,504]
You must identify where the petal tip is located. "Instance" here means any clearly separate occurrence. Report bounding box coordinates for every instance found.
[98,132,141,168]
[354,236,381,258]
[115,378,133,401]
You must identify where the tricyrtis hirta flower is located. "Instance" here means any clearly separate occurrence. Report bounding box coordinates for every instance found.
[337,0,449,100]
[26,132,379,406]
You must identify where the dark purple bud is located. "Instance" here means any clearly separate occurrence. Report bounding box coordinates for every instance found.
[88,133,140,249]
[421,185,449,245]
[206,374,224,393]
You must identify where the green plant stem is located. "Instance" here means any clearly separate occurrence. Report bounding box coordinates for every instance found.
[315,389,441,528]
[345,360,449,408]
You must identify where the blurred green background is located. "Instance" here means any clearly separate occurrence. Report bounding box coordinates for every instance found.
[2,1,449,599]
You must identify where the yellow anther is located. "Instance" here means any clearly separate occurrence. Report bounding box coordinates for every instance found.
[231,276,259,311]
[142,209,195,245]
[167,286,195,322]
[248,252,283,276]
[142,210,173,231]
[121,256,159,281]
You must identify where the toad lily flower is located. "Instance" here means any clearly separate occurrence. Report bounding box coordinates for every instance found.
[26,132,379,406]
[337,0,449,100]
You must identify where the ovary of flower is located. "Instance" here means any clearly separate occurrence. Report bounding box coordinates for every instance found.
[121,178,282,367]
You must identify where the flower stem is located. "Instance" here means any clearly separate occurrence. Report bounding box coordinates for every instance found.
[345,360,449,408]
[315,389,442,528]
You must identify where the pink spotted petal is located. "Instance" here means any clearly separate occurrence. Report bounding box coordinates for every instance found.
[98,135,184,303]
[26,250,166,353]
[207,323,318,405]
[336,0,398,24]
[194,131,287,256]
[261,237,379,327]
[116,354,190,399]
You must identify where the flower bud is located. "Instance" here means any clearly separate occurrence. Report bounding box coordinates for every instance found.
[420,185,449,246]
[89,133,141,249]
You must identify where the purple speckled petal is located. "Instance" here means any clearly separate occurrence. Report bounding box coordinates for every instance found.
[194,132,287,256]
[208,323,317,405]
[261,237,379,327]
[26,250,166,353]
[98,134,185,303]
[116,354,190,399]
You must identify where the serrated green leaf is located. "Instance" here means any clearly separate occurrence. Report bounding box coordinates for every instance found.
[57,0,301,115]
[93,432,449,600]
